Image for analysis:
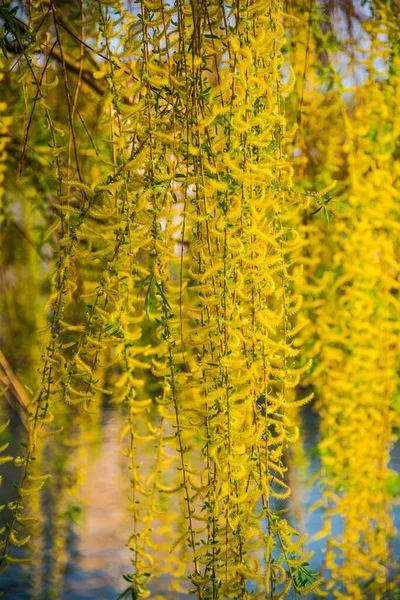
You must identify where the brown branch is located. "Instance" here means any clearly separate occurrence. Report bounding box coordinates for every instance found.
[19,39,58,175]
[3,41,106,97]
[0,351,30,431]
[51,47,106,95]
[50,0,84,185]
[4,14,172,105]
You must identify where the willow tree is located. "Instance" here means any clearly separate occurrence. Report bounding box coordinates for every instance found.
[0,0,398,599]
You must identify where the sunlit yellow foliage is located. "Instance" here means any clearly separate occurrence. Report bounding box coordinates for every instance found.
[0,1,399,598]
[288,0,400,596]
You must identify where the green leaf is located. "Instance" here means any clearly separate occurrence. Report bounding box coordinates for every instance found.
[117,586,137,600]
[154,280,171,310]
[310,206,322,216]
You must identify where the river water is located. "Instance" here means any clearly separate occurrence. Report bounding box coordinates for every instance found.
[0,405,398,599]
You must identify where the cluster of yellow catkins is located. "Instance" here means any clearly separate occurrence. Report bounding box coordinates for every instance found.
[0,0,399,598]
[288,0,400,597]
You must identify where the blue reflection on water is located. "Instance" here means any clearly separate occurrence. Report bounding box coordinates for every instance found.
[0,405,398,599]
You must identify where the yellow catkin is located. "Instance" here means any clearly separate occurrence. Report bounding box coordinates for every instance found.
[289,1,400,595]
